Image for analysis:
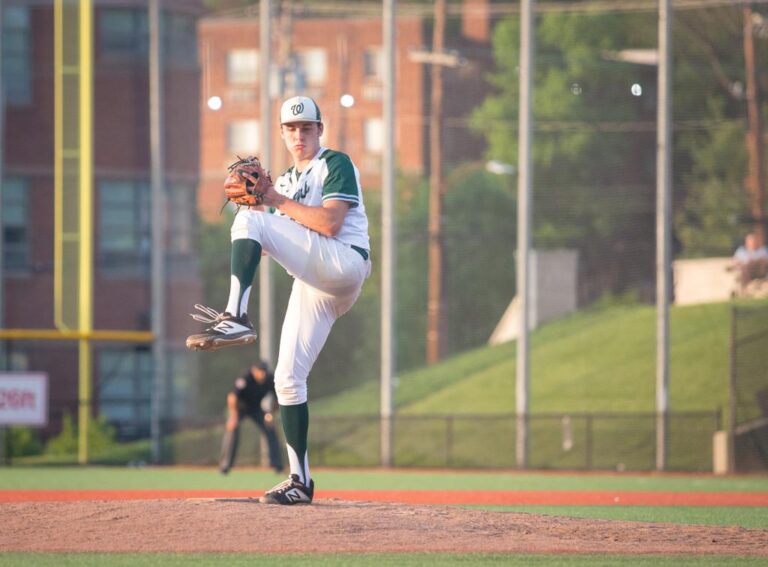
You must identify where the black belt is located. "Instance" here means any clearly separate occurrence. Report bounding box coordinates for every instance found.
[351,245,369,261]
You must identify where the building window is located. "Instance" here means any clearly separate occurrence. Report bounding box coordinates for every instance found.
[168,350,194,419]
[2,177,29,271]
[227,49,259,85]
[167,183,194,255]
[364,117,384,154]
[363,47,384,81]
[297,48,327,86]
[228,120,260,155]
[98,179,150,275]
[98,348,152,440]
[164,12,197,68]
[99,8,149,59]
[1,6,32,105]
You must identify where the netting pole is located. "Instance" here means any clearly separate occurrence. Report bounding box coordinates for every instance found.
[516,0,534,470]
[149,0,167,464]
[258,0,275,470]
[655,0,672,472]
[380,0,396,467]
[259,0,275,368]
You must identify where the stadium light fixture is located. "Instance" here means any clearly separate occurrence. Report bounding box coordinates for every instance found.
[486,159,516,176]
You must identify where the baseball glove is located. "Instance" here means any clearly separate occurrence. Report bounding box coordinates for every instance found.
[223,155,271,208]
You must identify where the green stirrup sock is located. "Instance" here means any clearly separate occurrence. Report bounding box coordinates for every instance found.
[280,402,309,483]
[228,238,261,316]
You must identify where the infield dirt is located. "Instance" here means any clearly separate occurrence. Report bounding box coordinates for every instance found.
[1,498,767,556]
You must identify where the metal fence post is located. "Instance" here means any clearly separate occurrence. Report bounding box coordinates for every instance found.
[585,414,593,470]
[728,305,737,472]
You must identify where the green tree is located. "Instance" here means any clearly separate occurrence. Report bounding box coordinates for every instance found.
[472,7,765,297]
[4,427,43,458]
[45,414,117,457]
[676,120,749,257]
[673,8,758,256]
[443,163,516,352]
[472,12,659,302]
[388,167,517,366]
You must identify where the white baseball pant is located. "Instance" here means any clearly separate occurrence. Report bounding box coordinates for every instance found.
[230,209,371,406]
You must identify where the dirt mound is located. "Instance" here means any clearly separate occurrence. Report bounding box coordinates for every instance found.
[1,499,766,556]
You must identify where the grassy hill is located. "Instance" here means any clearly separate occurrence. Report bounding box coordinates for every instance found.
[314,300,764,417]
[307,300,768,470]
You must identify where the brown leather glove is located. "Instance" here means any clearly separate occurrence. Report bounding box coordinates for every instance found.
[223,155,272,207]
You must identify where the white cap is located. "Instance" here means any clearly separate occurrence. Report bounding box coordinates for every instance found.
[280,96,322,124]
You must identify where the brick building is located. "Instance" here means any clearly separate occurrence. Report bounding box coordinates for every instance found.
[1,0,203,439]
[197,13,426,219]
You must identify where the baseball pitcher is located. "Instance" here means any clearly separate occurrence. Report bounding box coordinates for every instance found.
[187,95,371,505]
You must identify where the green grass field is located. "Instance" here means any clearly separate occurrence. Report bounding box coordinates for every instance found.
[0,553,766,567]
[4,466,768,493]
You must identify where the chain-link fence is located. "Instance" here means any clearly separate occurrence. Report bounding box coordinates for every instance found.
[143,411,724,472]
[730,304,768,471]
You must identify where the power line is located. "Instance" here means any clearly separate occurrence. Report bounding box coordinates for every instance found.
[211,0,768,19]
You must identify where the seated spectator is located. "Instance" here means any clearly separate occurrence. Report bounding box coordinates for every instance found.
[733,233,768,294]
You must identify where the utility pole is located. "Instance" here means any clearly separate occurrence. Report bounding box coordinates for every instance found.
[427,0,447,364]
[743,5,766,247]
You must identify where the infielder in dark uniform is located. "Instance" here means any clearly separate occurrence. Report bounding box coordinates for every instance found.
[219,361,284,475]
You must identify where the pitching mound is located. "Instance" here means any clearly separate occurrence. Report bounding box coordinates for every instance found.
[1,499,766,556]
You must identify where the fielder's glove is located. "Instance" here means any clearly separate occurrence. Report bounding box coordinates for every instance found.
[223,155,272,208]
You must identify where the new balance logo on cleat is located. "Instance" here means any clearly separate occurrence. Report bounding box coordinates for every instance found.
[260,474,314,505]
[213,320,251,334]
[284,488,310,504]
[186,304,257,352]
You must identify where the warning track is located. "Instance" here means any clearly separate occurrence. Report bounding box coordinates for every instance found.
[1,489,767,506]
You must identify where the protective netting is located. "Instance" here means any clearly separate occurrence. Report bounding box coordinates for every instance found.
[4,1,766,471]
[730,304,768,471]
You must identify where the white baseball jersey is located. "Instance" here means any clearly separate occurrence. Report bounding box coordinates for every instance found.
[273,147,370,252]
